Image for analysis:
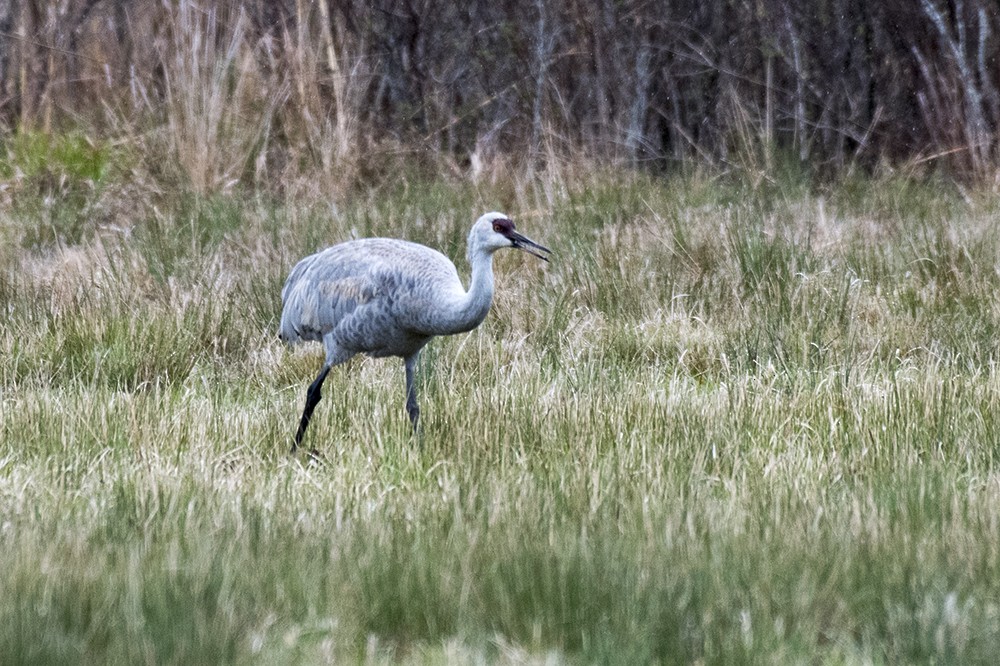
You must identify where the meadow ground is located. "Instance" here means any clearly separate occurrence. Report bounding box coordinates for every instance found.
[2,168,1000,663]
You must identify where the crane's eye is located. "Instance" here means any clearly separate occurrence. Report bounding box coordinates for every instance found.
[492,219,513,234]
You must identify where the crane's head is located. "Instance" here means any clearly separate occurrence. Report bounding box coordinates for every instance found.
[469,212,551,262]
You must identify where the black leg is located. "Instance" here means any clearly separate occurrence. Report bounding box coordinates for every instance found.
[404,354,420,432]
[292,365,331,454]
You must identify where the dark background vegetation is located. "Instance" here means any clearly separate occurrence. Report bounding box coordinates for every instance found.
[1,0,998,190]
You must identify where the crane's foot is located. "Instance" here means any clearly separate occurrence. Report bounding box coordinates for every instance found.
[289,442,324,464]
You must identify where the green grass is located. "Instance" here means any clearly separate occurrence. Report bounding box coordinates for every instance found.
[0,131,132,248]
[2,171,1000,662]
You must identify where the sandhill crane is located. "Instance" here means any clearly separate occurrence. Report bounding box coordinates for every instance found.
[279,211,551,453]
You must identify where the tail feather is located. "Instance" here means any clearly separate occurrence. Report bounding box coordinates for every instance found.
[278,307,306,344]
[279,254,318,345]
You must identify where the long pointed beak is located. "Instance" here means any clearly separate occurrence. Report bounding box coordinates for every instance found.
[510,231,552,262]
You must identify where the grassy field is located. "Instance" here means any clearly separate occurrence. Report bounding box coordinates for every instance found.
[2,163,1000,663]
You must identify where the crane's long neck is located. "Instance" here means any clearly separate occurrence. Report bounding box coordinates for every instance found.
[443,245,495,335]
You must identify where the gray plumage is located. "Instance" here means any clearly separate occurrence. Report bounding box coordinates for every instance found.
[279,211,551,452]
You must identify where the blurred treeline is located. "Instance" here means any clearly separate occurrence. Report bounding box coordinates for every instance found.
[1,0,998,190]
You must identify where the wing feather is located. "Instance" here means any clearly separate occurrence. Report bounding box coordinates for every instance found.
[279,248,377,343]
